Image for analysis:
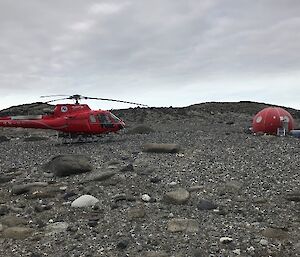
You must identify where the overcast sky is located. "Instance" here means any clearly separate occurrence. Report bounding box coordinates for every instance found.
[0,0,299,110]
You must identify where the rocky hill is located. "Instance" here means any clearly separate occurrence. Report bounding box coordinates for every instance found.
[0,101,299,257]
[0,102,55,117]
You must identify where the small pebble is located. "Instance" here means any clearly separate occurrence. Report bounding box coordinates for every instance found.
[220,237,233,244]
[141,194,151,202]
[259,239,268,246]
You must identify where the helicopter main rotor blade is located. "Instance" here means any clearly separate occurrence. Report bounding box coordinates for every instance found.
[45,97,70,103]
[85,97,148,107]
[40,94,148,106]
[41,95,70,98]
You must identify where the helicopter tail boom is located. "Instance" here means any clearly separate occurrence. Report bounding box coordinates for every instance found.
[0,115,68,130]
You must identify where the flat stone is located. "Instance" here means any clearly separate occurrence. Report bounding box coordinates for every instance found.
[128,207,146,220]
[261,228,289,240]
[145,251,169,257]
[2,227,34,239]
[0,175,14,184]
[29,189,57,199]
[253,197,268,204]
[1,216,27,227]
[127,125,155,135]
[143,143,180,153]
[0,205,9,216]
[45,222,69,235]
[187,185,204,192]
[197,199,217,210]
[164,188,190,204]
[167,218,199,233]
[11,182,48,195]
[23,136,48,142]
[71,195,99,208]
[259,239,268,246]
[285,191,300,202]
[295,242,300,253]
[225,181,243,192]
[120,164,134,172]
[0,135,10,143]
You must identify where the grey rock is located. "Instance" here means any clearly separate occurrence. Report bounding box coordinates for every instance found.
[128,207,146,220]
[0,135,10,143]
[224,181,243,192]
[187,185,204,192]
[34,204,52,212]
[150,176,161,183]
[0,175,14,184]
[142,143,180,153]
[192,249,206,257]
[261,228,289,240]
[141,194,151,202]
[2,227,34,239]
[295,242,300,253]
[144,251,169,257]
[127,125,155,134]
[1,216,27,227]
[197,199,217,210]
[45,222,69,235]
[285,191,300,202]
[23,136,48,142]
[259,239,268,246]
[164,188,190,204]
[253,197,268,204]
[220,237,233,244]
[44,155,93,177]
[71,195,99,208]
[0,205,9,216]
[167,218,199,233]
[11,182,48,195]
[116,238,130,249]
[120,163,134,172]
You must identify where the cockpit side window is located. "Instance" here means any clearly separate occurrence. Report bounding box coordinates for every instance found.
[98,114,114,128]
[90,115,97,123]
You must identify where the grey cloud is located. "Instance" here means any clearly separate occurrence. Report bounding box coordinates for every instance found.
[0,0,299,109]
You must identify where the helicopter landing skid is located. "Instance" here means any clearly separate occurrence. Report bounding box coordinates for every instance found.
[57,132,109,144]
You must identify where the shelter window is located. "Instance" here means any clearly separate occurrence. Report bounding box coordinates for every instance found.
[89,115,97,123]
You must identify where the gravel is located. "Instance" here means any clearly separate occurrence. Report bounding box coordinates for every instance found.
[0,102,299,257]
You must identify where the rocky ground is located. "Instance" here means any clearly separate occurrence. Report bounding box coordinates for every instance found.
[0,101,299,257]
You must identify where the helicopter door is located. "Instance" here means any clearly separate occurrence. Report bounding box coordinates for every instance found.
[98,114,114,128]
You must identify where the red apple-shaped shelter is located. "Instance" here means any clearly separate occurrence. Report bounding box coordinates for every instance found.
[252,107,295,134]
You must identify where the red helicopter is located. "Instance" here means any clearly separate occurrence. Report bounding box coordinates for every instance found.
[0,94,148,141]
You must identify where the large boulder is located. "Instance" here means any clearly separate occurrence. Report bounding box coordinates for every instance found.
[44,155,93,177]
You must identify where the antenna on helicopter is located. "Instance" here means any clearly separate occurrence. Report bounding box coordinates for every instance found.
[40,94,148,107]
